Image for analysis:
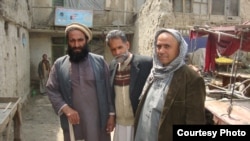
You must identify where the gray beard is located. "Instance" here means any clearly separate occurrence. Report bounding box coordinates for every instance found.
[114,52,129,63]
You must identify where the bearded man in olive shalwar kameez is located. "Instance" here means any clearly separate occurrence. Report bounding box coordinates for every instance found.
[46,23,115,141]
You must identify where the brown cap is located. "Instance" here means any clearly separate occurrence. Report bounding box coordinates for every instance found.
[65,23,92,43]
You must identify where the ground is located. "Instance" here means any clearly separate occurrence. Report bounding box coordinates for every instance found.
[21,94,64,141]
[10,93,114,141]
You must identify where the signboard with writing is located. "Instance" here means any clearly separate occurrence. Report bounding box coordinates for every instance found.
[54,7,93,27]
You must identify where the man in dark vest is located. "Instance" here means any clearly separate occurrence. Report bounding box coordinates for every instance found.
[46,23,115,141]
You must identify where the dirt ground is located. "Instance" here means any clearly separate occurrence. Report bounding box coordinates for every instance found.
[20,94,64,141]
[6,92,114,141]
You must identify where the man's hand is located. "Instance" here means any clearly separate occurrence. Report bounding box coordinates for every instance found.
[106,115,115,133]
[62,105,80,125]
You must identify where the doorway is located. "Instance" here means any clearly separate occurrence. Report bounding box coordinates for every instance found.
[51,37,66,63]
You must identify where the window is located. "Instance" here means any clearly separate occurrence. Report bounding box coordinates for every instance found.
[193,0,208,15]
[212,0,225,15]
[53,0,64,7]
[173,0,192,13]
[63,0,105,10]
[51,37,67,63]
[227,0,239,16]
[212,0,239,16]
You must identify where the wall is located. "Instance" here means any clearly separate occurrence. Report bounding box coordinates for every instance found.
[30,0,53,28]
[105,0,134,26]
[132,0,172,56]
[0,0,31,101]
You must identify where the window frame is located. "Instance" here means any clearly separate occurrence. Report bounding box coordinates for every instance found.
[211,0,239,16]
[193,0,209,15]
[173,0,192,13]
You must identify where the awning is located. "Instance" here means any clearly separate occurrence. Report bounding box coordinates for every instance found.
[189,21,250,72]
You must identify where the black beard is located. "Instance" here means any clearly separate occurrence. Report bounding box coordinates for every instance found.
[67,44,89,63]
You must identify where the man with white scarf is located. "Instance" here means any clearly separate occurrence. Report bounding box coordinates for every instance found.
[134,29,206,141]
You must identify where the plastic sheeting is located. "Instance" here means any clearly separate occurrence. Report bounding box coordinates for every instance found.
[64,0,104,10]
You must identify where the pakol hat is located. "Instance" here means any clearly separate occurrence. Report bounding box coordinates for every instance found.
[65,22,92,43]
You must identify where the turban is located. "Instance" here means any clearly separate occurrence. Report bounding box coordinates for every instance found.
[65,23,92,43]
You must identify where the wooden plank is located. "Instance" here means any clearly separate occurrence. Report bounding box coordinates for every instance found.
[13,105,22,141]
[0,97,21,140]
[217,72,250,79]
[5,120,12,141]
[0,97,19,103]
[205,100,250,124]
[0,109,14,132]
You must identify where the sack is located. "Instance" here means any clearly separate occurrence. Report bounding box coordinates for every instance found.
[68,121,85,141]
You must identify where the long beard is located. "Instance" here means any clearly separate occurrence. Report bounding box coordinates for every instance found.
[67,44,89,63]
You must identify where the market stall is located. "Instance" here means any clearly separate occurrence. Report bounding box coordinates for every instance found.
[190,22,250,125]
[189,21,250,72]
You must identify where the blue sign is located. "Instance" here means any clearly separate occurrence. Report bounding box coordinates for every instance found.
[54,7,93,27]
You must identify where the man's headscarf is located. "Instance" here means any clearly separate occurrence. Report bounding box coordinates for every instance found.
[65,22,92,43]
[151,28,188,79]
[140,28,188,99]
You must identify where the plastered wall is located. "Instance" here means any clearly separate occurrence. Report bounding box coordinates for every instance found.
[0,0,31,102]
[0,21,30,100]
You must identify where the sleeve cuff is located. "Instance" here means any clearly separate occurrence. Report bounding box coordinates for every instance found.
[109,112,115,116]
[58,104,68,116]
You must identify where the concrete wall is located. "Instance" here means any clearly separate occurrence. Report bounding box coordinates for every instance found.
[30,0,53,27]
[0,0,31,101]
[104,0,134,26]
[133,0,250,57]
